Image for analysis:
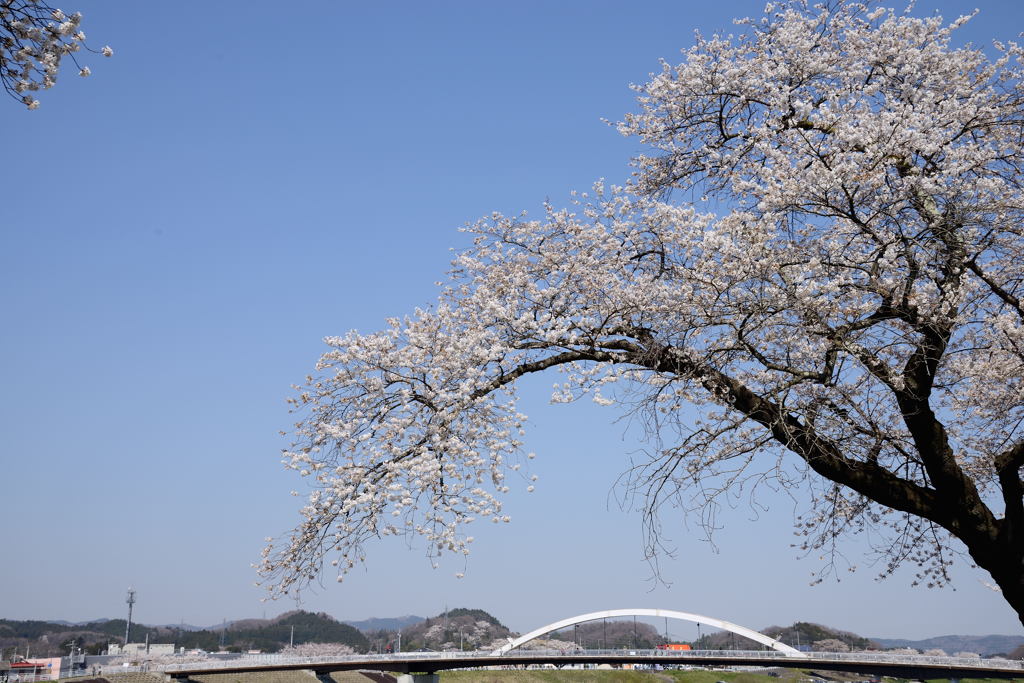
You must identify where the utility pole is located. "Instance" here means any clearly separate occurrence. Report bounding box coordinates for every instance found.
[124,588,136,646]
[289,625,294,648]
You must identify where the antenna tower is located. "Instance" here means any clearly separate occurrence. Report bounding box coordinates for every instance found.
[124,588,136,645]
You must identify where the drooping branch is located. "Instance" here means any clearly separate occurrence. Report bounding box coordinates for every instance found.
[265,0,1024,626]
[967,260,1024,318]
[640,343,946,526]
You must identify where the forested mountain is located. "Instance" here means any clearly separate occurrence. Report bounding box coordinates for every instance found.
[343,615,423,633]
[0,619,162,657]
[0,611,367,657]
[872,634,1024,657]
[4,611,1021,659]
[758,622,876,652]
[230,611,368,652]
[552,620,663,649]
[364,608,511,652]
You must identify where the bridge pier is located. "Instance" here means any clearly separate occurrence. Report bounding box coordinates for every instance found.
[396,675,439,683]
[306,670,333,683]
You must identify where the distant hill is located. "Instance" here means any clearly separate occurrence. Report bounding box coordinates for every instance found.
[759,622,877,651]
[222,617,273,631]
[47,619,112,626]
[0,611,368,656]
[373,608,511,651]
[343,615,424,633]
[6,611,1020,659]
[158,623,205,632]
[218,611,369,652]
[0,618,160,657]
[553,620,663,649]
[687,622,875,651]
[872,634,1024,657]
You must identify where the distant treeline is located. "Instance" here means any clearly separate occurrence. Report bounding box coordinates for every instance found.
[0,611,367,657]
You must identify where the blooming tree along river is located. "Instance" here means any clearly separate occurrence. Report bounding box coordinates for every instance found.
[260,1,1024,628]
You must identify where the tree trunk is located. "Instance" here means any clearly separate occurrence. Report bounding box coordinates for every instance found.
[966,534,1024,629]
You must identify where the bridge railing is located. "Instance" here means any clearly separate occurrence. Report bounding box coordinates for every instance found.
[144,649,1024,676]
[799,650,1024,671]
[496,649,1024,671]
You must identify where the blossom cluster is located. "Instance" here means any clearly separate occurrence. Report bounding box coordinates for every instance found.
[278,642,355,657]
[260,1,1024,608]
[1,0,112,108]
[422,618,500,649]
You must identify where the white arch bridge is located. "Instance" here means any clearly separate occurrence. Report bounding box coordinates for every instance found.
[160,607,1024,682]
[491,607,803,656]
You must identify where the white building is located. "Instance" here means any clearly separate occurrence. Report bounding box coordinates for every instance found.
[107,643,175,656]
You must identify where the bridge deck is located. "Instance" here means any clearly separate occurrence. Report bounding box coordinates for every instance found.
[162,650,1024,680]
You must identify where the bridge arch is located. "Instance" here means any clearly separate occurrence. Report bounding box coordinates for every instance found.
[490,608,805,657]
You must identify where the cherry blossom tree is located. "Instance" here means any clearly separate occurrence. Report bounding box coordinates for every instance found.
[1,0,111,109]
[278,643,355,658]
[260,1,1024,626]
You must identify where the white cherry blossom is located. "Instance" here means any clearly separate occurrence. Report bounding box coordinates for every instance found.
[260,1,1024,627]
[1,1,110,108]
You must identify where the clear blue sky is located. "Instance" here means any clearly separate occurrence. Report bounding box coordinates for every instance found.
[2,0,1022,641]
